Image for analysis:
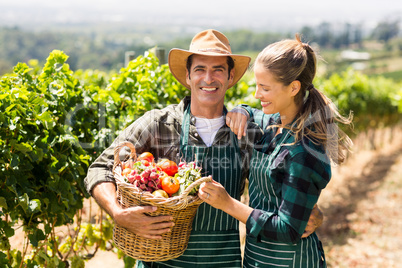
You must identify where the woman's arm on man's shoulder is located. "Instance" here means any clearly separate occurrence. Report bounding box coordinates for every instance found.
[226,104,274,138]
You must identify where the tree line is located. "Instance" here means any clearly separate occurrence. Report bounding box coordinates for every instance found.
[0,19,400,75]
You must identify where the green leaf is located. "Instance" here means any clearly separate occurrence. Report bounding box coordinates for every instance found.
[18,193,29,214]
[13,142,33,154]
[0,197,7,210]
[13,62,31,75]
[30,147,44,162]
[123,255,136,268]
[10,154,19,168]
[3,224,14,238]
[44,224,52,235]
[28,229,46,247]
[0,251,10,265]
[5,103,16,113]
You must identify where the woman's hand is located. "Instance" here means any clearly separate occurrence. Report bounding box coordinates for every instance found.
[198,177,232,211]
[226,110,249,139]
[198,176,254,224]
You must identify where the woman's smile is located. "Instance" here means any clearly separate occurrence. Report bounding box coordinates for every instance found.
[260,101,271,107]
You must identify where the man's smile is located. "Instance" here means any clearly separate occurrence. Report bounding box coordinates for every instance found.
[201,87,218,92]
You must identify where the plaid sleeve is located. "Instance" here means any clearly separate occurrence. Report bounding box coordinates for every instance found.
[246,146,331,243]
[247,210,299,243]
[238,104,277,129]
[84,112,157,195]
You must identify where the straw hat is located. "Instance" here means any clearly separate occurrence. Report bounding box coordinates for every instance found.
[168,29,251,89]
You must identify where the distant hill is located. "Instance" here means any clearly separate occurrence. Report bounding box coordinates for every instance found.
[2,0,402,33]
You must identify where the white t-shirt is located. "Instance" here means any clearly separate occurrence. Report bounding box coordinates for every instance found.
[194,116,225,147]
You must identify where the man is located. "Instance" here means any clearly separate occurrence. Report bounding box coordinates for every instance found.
[84,29,321,267]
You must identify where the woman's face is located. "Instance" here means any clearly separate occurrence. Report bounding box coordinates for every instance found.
[254,63,296,115]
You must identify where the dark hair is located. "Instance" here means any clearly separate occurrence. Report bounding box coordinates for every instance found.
[186,54,235,80]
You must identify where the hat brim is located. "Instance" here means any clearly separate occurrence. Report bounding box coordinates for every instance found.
[168,49,251,90]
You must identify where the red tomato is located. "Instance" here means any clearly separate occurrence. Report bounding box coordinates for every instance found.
[161,176,180,195]
[141,159,150,166]
[138,152,154,163]
[158,160,178,176]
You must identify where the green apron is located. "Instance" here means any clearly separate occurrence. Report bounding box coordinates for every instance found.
[138,106,243,268]
[243,130,326,268]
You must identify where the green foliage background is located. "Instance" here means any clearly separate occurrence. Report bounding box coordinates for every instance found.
[0,49,401,267]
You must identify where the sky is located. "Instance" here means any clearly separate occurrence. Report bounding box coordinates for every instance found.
[1,0,402,33]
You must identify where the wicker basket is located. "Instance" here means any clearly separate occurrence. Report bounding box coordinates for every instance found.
[112,141,211,262]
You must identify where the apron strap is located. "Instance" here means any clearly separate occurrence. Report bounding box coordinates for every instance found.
[180,105,239,149]
[180,105,191,147]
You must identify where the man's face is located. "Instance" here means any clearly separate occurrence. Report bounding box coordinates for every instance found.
[186,54,234,116]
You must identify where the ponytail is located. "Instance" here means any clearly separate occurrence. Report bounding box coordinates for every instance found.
[293,83,353,165]
[256,34,353,165]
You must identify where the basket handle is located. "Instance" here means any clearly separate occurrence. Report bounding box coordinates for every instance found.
[180,176,212,198]
[113,141,137,171]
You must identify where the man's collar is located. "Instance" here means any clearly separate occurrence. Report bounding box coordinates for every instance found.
[183,96,228,117]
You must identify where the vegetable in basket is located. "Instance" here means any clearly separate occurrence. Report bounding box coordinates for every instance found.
[121,152,203,197]
[172,161,203,196]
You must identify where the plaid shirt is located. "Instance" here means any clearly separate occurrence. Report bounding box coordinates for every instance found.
[84,97,263,197]
[244,108,331,243]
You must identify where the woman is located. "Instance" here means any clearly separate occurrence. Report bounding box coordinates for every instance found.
[198,34,353,267]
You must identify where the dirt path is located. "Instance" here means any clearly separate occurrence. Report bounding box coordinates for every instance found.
[316,129,402,268]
